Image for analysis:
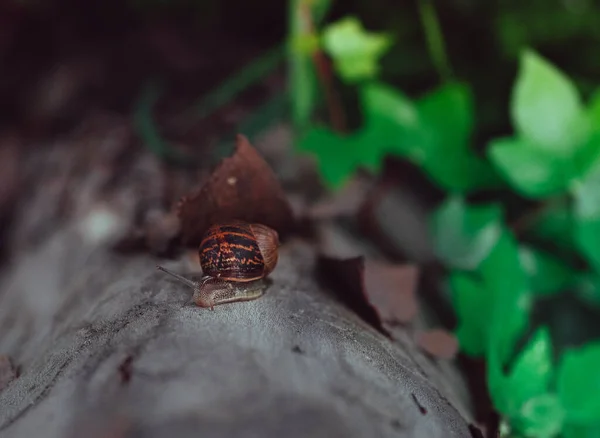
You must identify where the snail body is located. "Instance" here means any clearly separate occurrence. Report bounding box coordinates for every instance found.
[157,220,279,310]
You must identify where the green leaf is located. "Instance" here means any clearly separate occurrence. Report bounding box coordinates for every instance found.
[360,81,501,192]
[431,196,503,270]
[488,136,574,198]
[516,394,565,438]
[573,166,600,271]
[558,343,600,423]
[448,272,491,356]
[519,246,576,295]
[483,231,531,367]
[421,150,501,193]
[587,88,600,130]
[416,83,474,150]
[512,49,588,155]
[564,422,600,438]
[415,83,501,192]
[489,327,554,423]
[507,328,554,411]
[298,127,358,188]
[359,82,424,162]
[322,16,392,83]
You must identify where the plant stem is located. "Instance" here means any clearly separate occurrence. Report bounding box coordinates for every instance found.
[417,0,452,82]
[298,0,347,133]
[510,196,570,237]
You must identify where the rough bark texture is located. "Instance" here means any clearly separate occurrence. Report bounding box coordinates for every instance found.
[0,123,475,438]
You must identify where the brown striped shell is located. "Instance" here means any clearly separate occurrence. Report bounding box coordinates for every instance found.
[199,220,280,282]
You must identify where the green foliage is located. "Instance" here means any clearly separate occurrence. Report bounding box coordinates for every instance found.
[288,5,600,437]
[431,196,503,271]
[558,343,600,424]
[511,50,588,155]
[322,16,392,83]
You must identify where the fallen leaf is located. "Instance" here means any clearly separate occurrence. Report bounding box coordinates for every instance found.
[0,355,17,390]
[416,329,459,360]
[177,134,295,246]
[317,255,389,336]
[364,262,419,324]
[317,256,420,336]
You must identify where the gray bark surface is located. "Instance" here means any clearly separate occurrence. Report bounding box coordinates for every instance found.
[0,122,475,438]
[0,220,474,438]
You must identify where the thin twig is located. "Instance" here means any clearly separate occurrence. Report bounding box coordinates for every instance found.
[418,0,452,82]
[509,195,570,237]
[299,1,347,133]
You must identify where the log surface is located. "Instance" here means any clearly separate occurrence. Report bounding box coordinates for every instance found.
[0,220,473,438]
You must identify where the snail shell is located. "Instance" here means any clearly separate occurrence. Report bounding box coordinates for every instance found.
[199,220,279,282]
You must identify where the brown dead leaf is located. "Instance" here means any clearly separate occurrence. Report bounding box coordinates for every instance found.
[177,134,295,246]
[415,329,459,360]
[364,262,419,325]
[0,355,17,390]
[317,256,389,336]
[317,257,420,336]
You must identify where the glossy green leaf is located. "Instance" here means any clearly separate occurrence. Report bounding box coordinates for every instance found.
[483,231,531,367]
[359,82,425,161]
[516,394,565,438]
[558,343,600,423]
[507,328,554,411]
[448,272,490,356]
[519,246,576,295]
[298,127,358,189]
[573,167,600,272]
[415,83,501,191]
[488,136,574,198]
[512,49,588,155]
[489,326,553,420]
[416,83,474,150]
[322,16,392,83]
[421,150,502,193]
[587,89,600,129]
[564,422,600,438]
[360,81,500,192]
[431,197,503,271]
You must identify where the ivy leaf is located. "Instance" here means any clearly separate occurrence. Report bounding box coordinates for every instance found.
[360,81,500,192]
[587,88,600,129]
[488,136,574,198]
[519,246,576,295]
[558,342,600,423]
[512,49,588,155]
[298,127,358,189]
[572,166,600,271]
[416,83,474,151]
[415,83,501,192]
[483,231,531,367]
[322,16,392,83]
[489,327,553,421]
[448,272,491,356]
[359,82,424,162]
[564,423,600,438]
[516,394,565,438]
[430,196,503,271]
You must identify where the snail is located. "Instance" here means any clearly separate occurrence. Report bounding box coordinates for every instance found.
[157,220,280,310]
